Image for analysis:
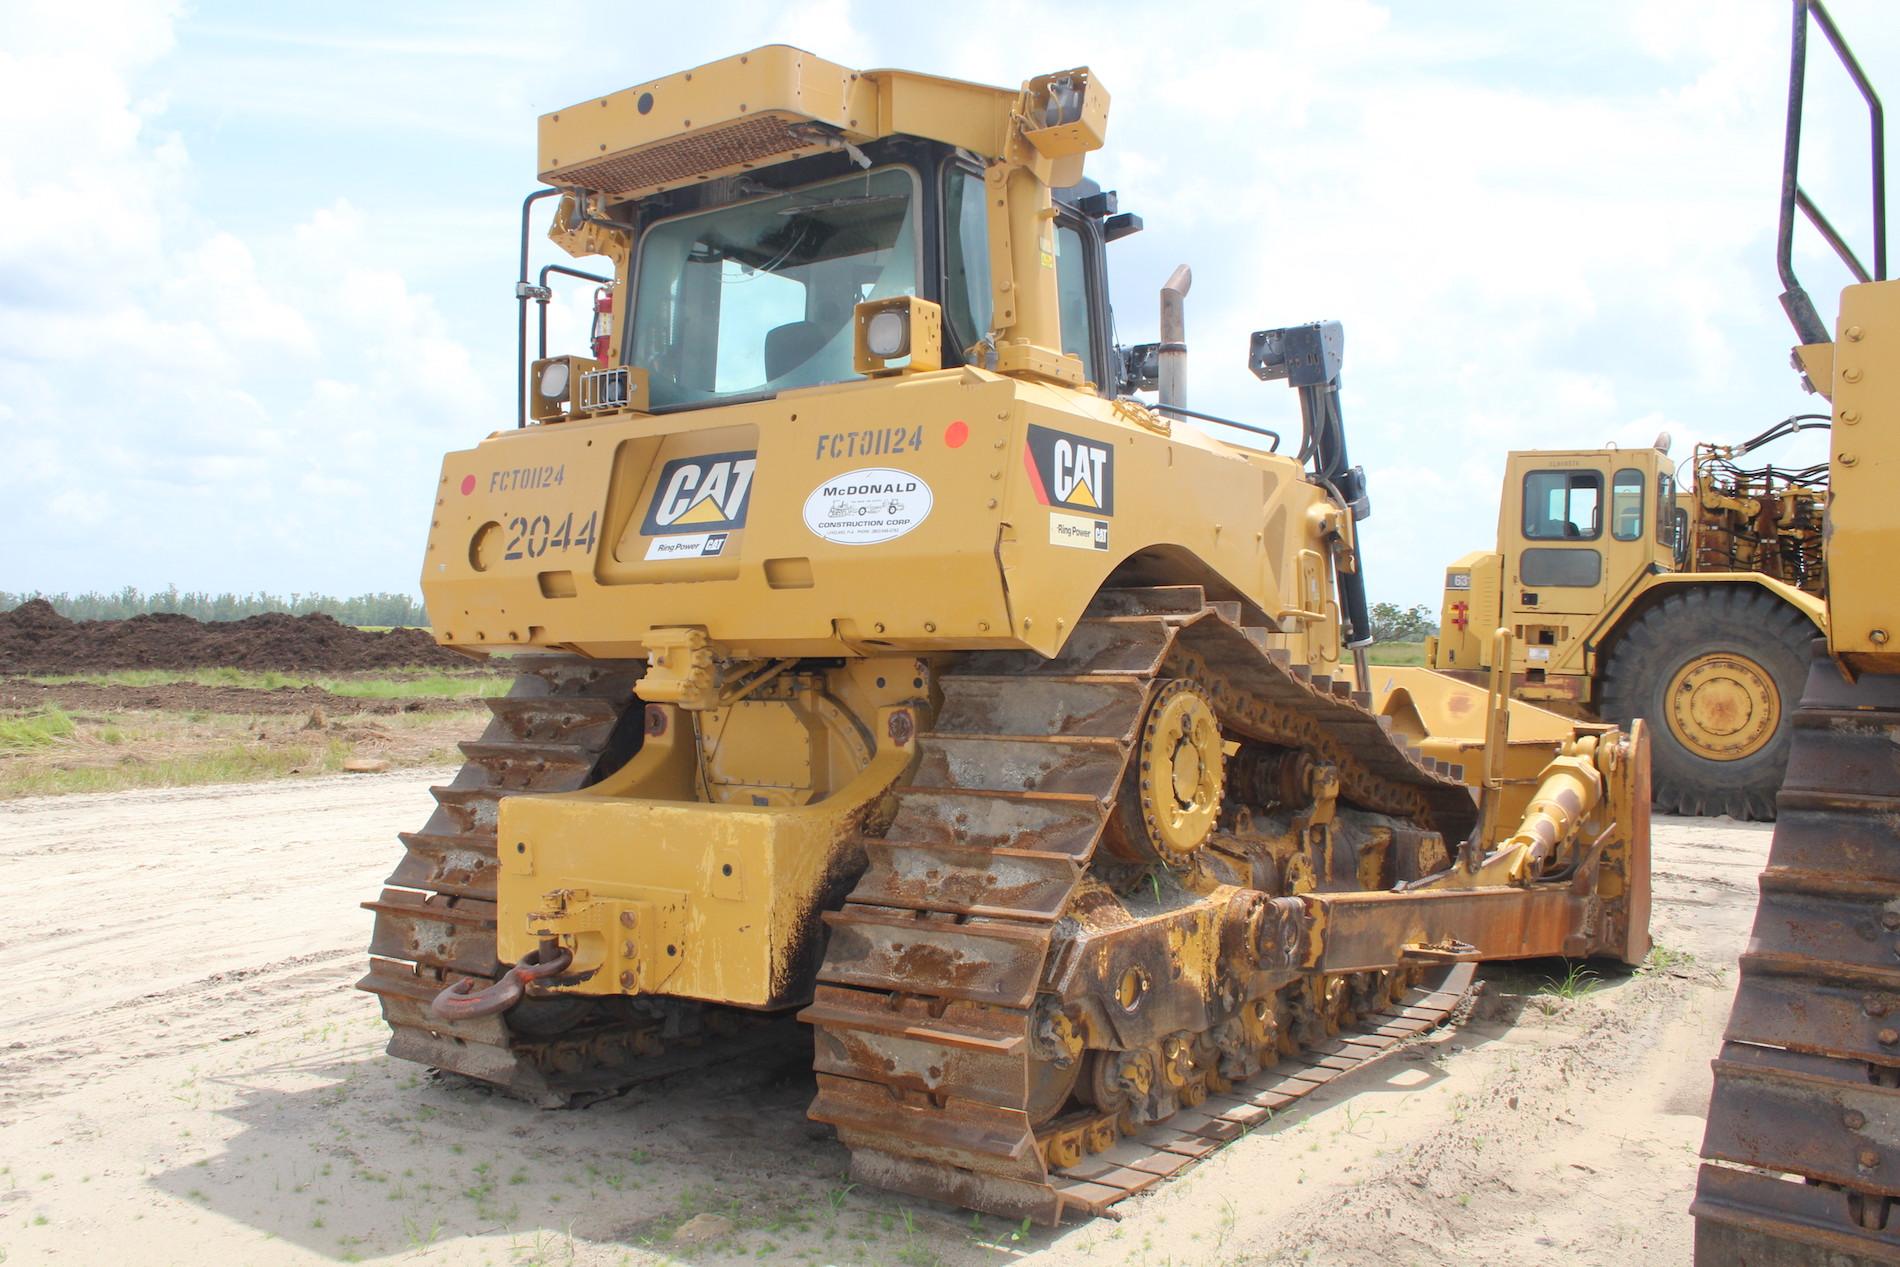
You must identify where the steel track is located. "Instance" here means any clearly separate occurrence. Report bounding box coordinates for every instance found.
[1695,642,1900,1263]
[805,586,1481,1222]
[356,654,698,1107]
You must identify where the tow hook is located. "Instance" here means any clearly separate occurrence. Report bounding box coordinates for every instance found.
[430,939,573,1020]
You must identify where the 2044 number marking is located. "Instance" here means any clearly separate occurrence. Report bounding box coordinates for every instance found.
[503,510,599,561]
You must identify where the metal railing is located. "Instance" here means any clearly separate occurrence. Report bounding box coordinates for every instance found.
[1778,0,1887,345]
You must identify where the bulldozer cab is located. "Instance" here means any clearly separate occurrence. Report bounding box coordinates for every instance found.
[1435,445,1677,676]
[517,48,1129,433]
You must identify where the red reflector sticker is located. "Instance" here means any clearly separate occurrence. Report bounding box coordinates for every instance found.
[944,420,969,449]
[460,474,477,495]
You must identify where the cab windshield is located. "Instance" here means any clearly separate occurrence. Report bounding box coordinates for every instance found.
[629,167,920,409]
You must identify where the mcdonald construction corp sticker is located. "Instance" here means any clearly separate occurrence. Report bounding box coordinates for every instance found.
[803,468,933,545]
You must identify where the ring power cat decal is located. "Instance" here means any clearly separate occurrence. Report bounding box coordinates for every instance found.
[642,451,757,536]
[1024,424,1114,516]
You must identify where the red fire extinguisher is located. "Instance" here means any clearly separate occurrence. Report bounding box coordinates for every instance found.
[591,288,613,364]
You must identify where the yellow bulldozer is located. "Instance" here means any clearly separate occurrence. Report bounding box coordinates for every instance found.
[359,47,1652,1222]
[1693,1,1900,1259]
[1430,427,1829,822]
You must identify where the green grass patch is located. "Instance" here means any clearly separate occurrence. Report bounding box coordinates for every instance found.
[1365,641,1427,667]
[0,738,357,798]
[0,707,78,751]
[24,667,501,700]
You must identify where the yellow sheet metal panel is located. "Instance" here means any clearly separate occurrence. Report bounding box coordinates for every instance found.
[422,369,1019,658]
[1431,551,1499,671]
[538,46,877,196]
[1826,280,1900,670]
[537,49,1072,200]
[422,368,1335,670]
[871,68,1015,160]
[498,703,916,1008]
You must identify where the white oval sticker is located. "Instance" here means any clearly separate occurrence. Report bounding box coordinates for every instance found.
[803,467,933,545]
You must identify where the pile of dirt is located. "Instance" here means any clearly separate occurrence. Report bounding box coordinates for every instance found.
[0,599,472,673]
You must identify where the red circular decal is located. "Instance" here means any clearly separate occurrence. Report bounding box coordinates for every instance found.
[460,474,477,496]
[944,420,969,449]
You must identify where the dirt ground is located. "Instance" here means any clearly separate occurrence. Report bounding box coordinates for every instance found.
[0,774,1766,1267]
[0,676,504,798]
[0,600,468,672]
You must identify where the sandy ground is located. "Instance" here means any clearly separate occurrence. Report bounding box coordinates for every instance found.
[0,774,1768,1267]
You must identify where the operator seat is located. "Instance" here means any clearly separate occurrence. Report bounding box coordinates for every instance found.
[765,321,826,381]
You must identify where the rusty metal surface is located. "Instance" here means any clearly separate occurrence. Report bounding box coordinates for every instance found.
[1046,963,1476,1218]
[804,587,1497,1220]
[356,655,699,1105]
[431,943,575,1021]
[1693,1163,1900,1265]
[1697,643,1900,1261]
[1706,1042,1900,1197]
[1309,887,1592,972]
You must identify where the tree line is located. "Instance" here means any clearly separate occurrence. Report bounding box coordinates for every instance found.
[1370,601,1438,643]
[3,587,1436,641]
[1,587,429,627]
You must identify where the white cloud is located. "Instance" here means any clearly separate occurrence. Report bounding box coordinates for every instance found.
[0,0,1881,610]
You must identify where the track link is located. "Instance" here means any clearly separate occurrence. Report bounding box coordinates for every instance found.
[1695,642,1900,1263]
[357,654,675,1107]
[804,587,1480,1222]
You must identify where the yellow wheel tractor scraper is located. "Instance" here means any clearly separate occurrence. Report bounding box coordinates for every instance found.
[357,47,1652,1222]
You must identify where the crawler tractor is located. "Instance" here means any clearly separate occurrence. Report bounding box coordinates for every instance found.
[361,48,1652,1221]
[1693,2,1900,1260]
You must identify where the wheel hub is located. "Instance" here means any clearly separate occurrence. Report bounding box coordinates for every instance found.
[1665,653,1780,761]
[1135,680,1225,866]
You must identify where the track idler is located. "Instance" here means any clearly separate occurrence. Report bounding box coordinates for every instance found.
[430,940,575,1021]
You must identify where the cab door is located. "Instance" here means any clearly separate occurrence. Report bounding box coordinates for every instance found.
[1514,463,1612,616]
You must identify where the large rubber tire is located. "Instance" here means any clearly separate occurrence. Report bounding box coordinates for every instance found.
[1597,588,1815,821]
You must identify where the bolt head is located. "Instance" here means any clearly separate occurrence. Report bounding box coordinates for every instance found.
[1862,1148,1881,1169]
[619,970,635,989]
[1884,911,1900,931]
[620,910,636,928]
[1847,1110,1868,1130]
[1878,1027,1898,1046]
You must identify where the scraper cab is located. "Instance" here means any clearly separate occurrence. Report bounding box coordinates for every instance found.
[358,44,1652,1223]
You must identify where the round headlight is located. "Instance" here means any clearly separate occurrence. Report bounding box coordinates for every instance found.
[538,361,571,400]
[866,310,909,358]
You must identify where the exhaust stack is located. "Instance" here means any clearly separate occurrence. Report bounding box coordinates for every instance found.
[1158,265,1191,410]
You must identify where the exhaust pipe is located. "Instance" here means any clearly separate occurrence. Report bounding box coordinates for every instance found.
[1158,265,1191,410]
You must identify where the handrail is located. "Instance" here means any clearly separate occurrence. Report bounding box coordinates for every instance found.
[515,188,562,428]
[1777,0,1887,345]
[535,264,616,362]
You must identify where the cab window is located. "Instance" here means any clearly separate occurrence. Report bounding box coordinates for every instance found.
[1522,547,1603,587]
[943,166,990,356]
[1054,221,1094,370]
[1522,470,1603,541]
[1657,472,1678,547]
[1611,468,1644,541]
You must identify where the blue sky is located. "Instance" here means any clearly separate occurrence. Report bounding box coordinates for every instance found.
[1,0,1889,608]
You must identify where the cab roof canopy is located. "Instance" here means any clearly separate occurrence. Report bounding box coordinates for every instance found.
[538,45,1107,200]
